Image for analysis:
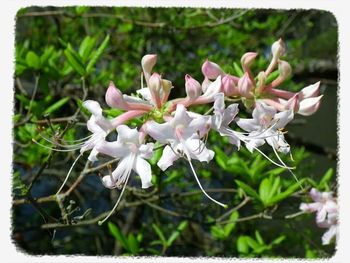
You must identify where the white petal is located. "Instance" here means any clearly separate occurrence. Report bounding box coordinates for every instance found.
[83,100,103,116]
[139,143,154,159]
[146,120,175,143]
[116,125,139,144]
[299,82,320,100]
[274,109,294,129]
[111,157,131,187]
[202,75,222,100]
[222,103,239,126]
[236,118,259,132]
[133,156,153,188]
[253,102,276,123]
[322,225,337,245]
[96,141,130,158]
[101,174,116,189]
[171,104,192,128]
[88,147,99,162]
[157,145,180,171]
[123,94,151,105]
[298,95,323,116]
[185,138,214,163]
[136,88,153,102]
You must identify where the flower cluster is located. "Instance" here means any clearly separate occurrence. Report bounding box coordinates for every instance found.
[43,39,323,224]
[300,188,338,245]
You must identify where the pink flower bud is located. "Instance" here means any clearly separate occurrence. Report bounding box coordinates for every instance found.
[201,60,224,79]
[298,95,323,116]
[238,72,254,97]
[222,74,238,96]
[185,74,202,100]
[105,81,128,109]
[148,73,162,108]
[255,71,266,93]
[241,52,258,70]
[285,93,300,112]
[141,54,157,77]
[271,38,286,59]
[299,81,321,100]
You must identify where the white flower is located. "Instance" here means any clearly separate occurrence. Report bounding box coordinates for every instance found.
[81,100,114,162]
[145,104,213,171]
[236,101,293,154]
[300,188,338,245]
[96,125,154,189]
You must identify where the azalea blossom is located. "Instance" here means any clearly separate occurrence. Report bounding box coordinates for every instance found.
[236,101,293,154]
[300,188,338,245]
[96,125,154,189]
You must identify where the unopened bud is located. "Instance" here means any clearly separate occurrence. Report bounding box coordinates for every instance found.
[141,54,157,77]
[185,74,201,100]
[148,73,162,108]
[299,81,321,100]
[238,72,254,97]
[298,95,323,116]
[201,60,224,79]
[105,81,128,109]
[256,71,266,93]
[241,52,258,70]
[271,38,286,59]
[285,93,300,112]
[222,74,238,96]
[278,60,292,79]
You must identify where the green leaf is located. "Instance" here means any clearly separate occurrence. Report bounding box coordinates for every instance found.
[167,221,188,246]
[223,211,239,236]
[233,62,244,77]
[268,178,306,205]
[235,180,260,200]
[268,176,281,200]
[86,35,110,74]
[40,46,55,66]
[271,235,285,246]
[255,230,265,245]
[237,236,249,254]
[64,44,86,76]
[108,222,130,251]
[127,234,139,254]
[44,97,70,115]
[259,178,271,205]
[152,224,167,246]
[319,168,334,189]
[26,51,41,69]
[265,70,279,84]
[79,36,97,63]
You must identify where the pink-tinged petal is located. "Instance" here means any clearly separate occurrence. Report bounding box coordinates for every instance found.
[201,60,224,79]
[222,74,239,96]
[298,95,323,116]
[96,141,129,158]
[105,82,128,110]
[101,174,116,189]
[148,73,162,108]
[139,143,154,159]
[300,202,322,213]
[253,102,277,123]
[274,109,294,129]
[322,225,337,245]
[201,75,222,100]
[299,82,320,100]
[133,156,153,188]
[285,94,300,112]
[241,52,258,69]
[236,118,259,132]
[83,100,103,116]
[185,74,202,100]
[145,121,175,143]
[157,145,180,171]
[116,125,139,144]
[310,188,323,202]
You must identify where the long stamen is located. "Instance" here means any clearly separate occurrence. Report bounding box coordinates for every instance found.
[60,134,93,143]
[39,133,87,148]
[271,146,304,190]
[56,152,83,195]
[188,159,227,208]
[252,146,295,170]
[32,139,82,152]
[98,162,133,225]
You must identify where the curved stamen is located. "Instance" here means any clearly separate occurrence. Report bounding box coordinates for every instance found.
[32,139,82,152]
[39,133,87,148]
[98,155,135,225]
[56,152,84,195]
[188,159,227,208]
[251,146,295,170]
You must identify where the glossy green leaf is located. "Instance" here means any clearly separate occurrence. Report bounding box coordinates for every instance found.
[86,34,110,73]
[26,51,40,69]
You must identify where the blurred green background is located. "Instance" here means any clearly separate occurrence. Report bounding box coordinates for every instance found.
[13,7,337,258]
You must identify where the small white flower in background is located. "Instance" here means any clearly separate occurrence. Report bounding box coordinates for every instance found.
[300,188,338,245]
[81,100,114,162]
[96,125,154,189]
[236,101,293,154]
